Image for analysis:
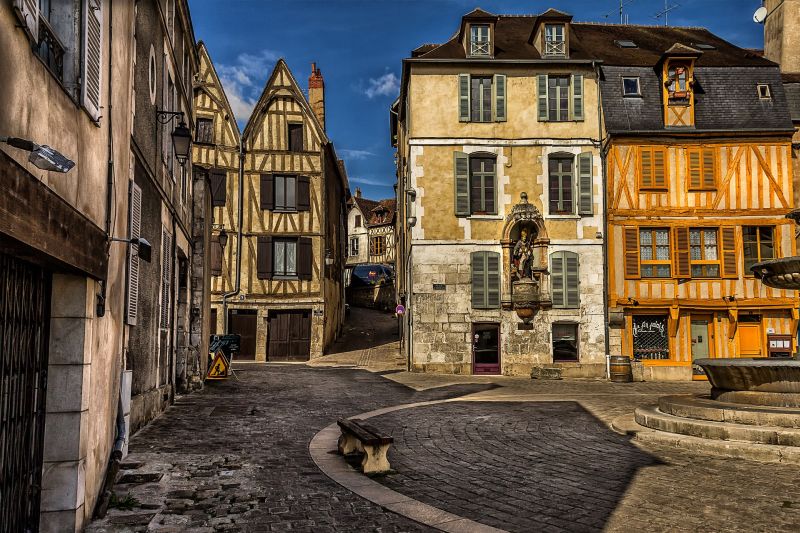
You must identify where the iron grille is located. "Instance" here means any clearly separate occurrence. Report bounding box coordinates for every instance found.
[0,251,51,532]
[632,315,670,360]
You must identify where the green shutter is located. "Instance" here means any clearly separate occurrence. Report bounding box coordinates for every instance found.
[571,74,584,121]
[551,252,565,308]
[459,74,471,122]
[565,253,580,308]
[486,253,501,308]
[493,74,506,122]
[577,152,593,215]
[454,152,470,217]
[538,74,548,121]
[471,252,486,308]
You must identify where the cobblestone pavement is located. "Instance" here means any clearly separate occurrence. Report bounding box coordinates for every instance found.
[87,365,489,532]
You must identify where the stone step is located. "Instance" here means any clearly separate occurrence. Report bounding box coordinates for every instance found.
[634,406,800,446]
[658,394,800,428]
[610,413,800,465]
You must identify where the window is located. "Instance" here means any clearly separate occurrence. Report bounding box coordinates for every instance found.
[538,74,583,122]
[743,226,775,273]
[470,24,490,56]
[349,237,359,257]
[196,117,214,144]
[355,215,362,228]
[548,76,570,121]
[459,74,505,122]
[667,62,691,103]
[694,43,716,50]
[758,84,772,99]
[552,323,578,361]
[622,77,641,97]
[274,175,297,211]
[288,123,303,151]
[549,156,573,215]
[639,228,671,278]
[544,24,566,56]
[615,40,638,49]
[274,239,297,278]
[470,156,496,215]
[550,251,579,309]
[638,147,667,189]
[369,235,386,256]
[632,315,670,360]
[210,170,227,207]
[471,251,501,309]
[211,234,223,276]
[689,228,720,278]
[687,147,716,190]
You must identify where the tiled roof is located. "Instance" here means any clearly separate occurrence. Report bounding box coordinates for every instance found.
[783,81,800,122]
[351,197,396,227]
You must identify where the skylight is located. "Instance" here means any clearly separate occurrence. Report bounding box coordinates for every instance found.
[615,40,638,49]
[694,43,716,50]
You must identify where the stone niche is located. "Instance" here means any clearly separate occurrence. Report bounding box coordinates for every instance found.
[502,193,551,320]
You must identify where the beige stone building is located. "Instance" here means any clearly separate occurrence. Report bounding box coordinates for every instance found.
[393,9,607,377]
[200,58,348,361]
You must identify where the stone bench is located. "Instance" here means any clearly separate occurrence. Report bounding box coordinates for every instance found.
[336,418,394,474]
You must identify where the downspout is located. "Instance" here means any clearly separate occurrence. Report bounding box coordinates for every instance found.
[222,140,244,333]
[595,61,612,379]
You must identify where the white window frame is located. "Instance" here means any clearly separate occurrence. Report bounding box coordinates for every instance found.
[544,24,566,56]
[622,77,641,97]
[470,24,490,56]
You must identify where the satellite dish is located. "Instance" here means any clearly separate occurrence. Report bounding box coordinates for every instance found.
[753,6,768,23]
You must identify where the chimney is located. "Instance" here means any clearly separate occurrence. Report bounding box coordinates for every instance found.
[308,62,325,130]
[355,187,362,198]
[764,0,800,74]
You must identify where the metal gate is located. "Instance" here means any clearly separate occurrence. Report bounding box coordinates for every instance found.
[0,251,51,532]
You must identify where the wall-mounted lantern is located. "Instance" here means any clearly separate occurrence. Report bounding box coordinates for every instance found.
[110,236,152,262]
[156,110,192,165]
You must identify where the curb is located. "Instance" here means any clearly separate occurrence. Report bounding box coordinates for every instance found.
[309,399,506,533]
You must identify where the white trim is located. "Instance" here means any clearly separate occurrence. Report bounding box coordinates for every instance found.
[410,138,598,147]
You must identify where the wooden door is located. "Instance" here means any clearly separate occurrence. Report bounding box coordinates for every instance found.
[267,310,311,362]
[228,309,257,359]
[739,323,763,357]
[472,323,500,374]
[210,308,217,336]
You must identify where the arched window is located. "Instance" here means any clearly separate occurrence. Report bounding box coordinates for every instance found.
[550,251,579,309]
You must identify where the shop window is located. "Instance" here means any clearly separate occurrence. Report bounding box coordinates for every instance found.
[632,315,669,360]
[552,323,578,361]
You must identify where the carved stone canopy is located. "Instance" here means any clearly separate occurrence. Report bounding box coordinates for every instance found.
[502,192,548,242]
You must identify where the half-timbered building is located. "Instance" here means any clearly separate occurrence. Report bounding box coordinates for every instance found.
[198,58,347,361]
[599,25,797,380]
[347,190,397,267]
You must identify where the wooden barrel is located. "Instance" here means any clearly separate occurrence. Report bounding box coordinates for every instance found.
[609,356,632,382]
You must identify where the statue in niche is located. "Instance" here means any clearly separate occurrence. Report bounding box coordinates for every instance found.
[512,226,536,282]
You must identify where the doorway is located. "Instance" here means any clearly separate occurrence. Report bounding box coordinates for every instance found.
[739,315,763,357]
[690,315,713,379]
[228,309,257,360]
[267,310,312,362]
[472,323,501,374]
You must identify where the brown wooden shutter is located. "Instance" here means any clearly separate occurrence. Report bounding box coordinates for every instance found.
[653,148,666,188]
[257,236,273,279]
[81,0,103,121]
[297,175,311,211]
[211,235,222,276]
[260,174,274,210]
[298,237,313,281]
[673,227,691,278]
[721,227,737,278]
[289,123,304,151]
[688,149,702,189]
[210,170,227,207]
[702,147,716,189]
[623,227,640,279]
[640,148,653,188]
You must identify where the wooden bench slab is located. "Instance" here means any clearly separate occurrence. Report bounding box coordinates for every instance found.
[336,418,394,474]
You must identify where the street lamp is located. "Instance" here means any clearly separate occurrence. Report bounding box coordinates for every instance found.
[218,228,228,249]
[110,236,152,262]
[156,110,192,165]
[1,136,75,172]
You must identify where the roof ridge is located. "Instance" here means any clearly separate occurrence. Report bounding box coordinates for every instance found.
[573,21,708,30]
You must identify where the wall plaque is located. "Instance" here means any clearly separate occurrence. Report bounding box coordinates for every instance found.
[433,283,446,291]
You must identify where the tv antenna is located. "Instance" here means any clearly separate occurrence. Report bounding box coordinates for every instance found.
[654,0,680,26]
[603,0,636,24]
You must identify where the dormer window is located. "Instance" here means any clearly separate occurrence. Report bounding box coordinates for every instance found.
[758,84,772,99]
[622,77,641,97]
[470,24,490,56]
[544,24,566,56]
[666,62,691,104]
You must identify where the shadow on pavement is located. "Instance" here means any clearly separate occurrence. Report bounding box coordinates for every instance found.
[326,306,400,354]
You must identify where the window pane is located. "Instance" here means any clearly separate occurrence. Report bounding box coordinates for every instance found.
[286,241,297,275]
[743,226,757,242]
[640,231,652,246]
[761,240,774,261]
[656,245,670,261]
[641,265,653,277]
[641,246,653,261]
[655,230,669,245]
[275,177,285,210]
[655,265,671,277]
[623,78,639,95]
[286,176,296,209]
[275,241,285,275]
[707,265,720,277]
[690,245,701,260]
[759,227,774,244]
[691,265,703,277]
[690,229,701,246]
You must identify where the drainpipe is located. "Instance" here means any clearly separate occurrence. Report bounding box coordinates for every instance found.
[595,61,612,379]
[222,141,245,333]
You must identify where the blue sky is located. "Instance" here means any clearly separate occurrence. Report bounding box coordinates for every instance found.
[188,0,767,201]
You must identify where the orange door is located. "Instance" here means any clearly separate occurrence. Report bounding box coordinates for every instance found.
[739,323,763,357]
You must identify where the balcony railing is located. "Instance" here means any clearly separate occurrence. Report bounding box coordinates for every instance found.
[544,38,566,57]
[36,16,65,82]
[470,40,490,56]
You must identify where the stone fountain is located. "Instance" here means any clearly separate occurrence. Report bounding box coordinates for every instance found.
[623,210,800,461]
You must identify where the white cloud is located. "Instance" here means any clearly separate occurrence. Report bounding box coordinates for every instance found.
[364,72,400,99]
[339,149,375,160]
[217,49,281,122]
[350,176,394,187]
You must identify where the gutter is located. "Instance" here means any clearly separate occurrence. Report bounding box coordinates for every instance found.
[595,60,612,380]
[222,140,245,333]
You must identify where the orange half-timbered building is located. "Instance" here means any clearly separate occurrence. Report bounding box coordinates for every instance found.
[596,26,798,380]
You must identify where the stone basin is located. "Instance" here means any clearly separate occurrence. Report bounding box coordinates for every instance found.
[695,358,800,407]
[751,256,800,290]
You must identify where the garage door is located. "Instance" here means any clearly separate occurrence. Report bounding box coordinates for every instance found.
[267,310,311,362]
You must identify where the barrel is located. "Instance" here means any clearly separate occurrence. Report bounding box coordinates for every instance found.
[609,356,633,383]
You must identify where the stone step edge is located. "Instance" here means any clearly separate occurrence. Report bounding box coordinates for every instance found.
[635,405,800,447]
[610,413,800,465]
[658,394,800,428]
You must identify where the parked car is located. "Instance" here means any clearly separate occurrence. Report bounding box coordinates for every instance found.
[350,264,394,287]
